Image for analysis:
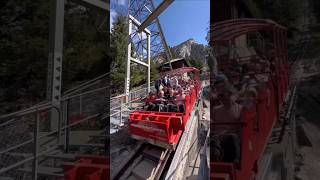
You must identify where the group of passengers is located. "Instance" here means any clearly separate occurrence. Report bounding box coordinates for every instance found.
[216,58,272,110]
[146,74,195,113]
[211,57,273,165]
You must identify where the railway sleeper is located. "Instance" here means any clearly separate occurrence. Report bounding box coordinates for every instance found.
[142,147,163,162]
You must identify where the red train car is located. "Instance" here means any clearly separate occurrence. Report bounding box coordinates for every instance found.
[210,19,289,180]
[129,67,201,149]
[64,155,109,180]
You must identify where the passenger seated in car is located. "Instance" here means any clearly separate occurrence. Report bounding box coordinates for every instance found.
[146,92,156,111]
[170,76,179,89]
[165,88,175,100]
[175,89,186,113]
[166,89,177,112]
[156,90,166,112]
[242,86,258,110]
[212,83,242,165]
[213,83,242,128]
[164,87,171,99]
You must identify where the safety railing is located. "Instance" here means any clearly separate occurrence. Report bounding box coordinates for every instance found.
[198,128,210,180]
[0,85,108,180]
[0,102,59,179]
[110,97,144,134]
[110,85,157,134]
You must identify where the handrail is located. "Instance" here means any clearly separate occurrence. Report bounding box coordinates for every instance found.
[62,86,108,100]
[0,102,52,120]
[63,72,109,95]
[198,128,210,180]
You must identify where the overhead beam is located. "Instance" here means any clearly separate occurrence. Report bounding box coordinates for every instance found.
[129,15,151,35]
[138,0,174,32]
[131,57,149,67]
[150,0,172,61]
[72,0,109,11]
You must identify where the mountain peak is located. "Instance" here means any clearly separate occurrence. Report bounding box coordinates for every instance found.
[185,38,197,44]
[172,38,203,59]
[154,38,207,66]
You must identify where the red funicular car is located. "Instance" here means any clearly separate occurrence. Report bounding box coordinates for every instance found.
[129,67,201,149]
[210,19,289,180]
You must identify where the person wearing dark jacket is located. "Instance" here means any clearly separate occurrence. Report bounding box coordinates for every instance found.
[155,79,161,94]
[162,75,170,87]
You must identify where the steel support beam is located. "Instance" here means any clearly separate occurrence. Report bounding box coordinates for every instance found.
[125,18,133,102]
[47,0,108,131]
[147,33,151,93]
[129,0,173,67]
[130,15,151,34]
[47,0,65,131]
[150,0,173,65]
[138,0,174,32]
[125,16,151,102]
[131,57,149,67]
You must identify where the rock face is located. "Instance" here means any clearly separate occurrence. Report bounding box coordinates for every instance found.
[154,38,208,70]
[154,39,209,71]
[172,38,207,61]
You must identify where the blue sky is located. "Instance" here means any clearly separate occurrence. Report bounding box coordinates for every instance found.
[110,0,210,46]
[155,0,210,46]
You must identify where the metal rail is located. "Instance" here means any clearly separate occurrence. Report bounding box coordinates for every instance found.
[112,143,172,180]
[276,13,311,144]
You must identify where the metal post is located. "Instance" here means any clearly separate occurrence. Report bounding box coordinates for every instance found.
[65,100,70,153]
[32,110,40,180]
[147,33,151,93]
[79,92,82,115]
[120,97,123,125]
[47,0,65,132]
[62,100,68,144]
[58,102,63,145]
[125,18,133,103]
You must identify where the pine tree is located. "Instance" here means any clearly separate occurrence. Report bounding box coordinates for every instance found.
[0,1,108,112]
[110,15,128,94]
[110,15,161,94]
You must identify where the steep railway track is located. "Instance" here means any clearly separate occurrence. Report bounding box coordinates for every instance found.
[111,82,206,180]
[112,143,173,180]
[258,6,313,179]
[270,0,312,144]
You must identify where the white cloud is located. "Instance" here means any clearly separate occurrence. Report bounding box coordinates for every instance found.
[111,0,127,6]
[110,10,118,31]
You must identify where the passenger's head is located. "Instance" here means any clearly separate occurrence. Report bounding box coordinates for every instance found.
[169,89,174,96]
[244,87,257,99]
[214,74,228,86]
[159,90,164,97]
[216,83,236,105]
[243,87,257,109]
